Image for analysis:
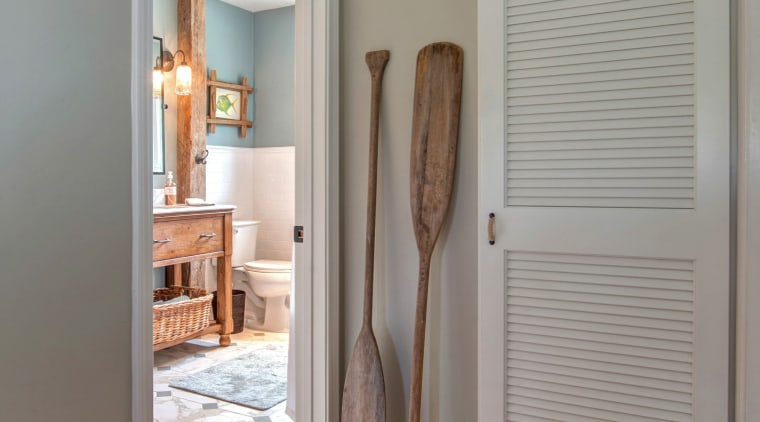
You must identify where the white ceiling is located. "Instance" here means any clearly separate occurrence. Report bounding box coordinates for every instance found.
[219,0,294,13]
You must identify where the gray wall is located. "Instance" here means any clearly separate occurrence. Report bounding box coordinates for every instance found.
[207,0,256,148]
[340,0,478,420]
[253,6,295,148]
[0,1,133,420]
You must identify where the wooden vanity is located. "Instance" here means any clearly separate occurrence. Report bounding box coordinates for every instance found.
[153,205,235,351]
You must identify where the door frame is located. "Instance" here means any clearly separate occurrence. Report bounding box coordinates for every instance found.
[129,0,341,420]
[736,0,760,419]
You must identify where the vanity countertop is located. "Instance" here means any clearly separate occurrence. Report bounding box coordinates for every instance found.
[153,204,236,215]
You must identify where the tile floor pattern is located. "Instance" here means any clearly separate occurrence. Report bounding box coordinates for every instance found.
[154,329,292,422]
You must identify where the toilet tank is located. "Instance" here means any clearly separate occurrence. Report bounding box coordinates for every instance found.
[232,220,260,267]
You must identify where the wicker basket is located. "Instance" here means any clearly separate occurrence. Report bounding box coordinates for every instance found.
[153,286,213,345]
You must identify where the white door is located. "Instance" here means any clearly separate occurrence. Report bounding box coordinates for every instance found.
[478,0,730,421]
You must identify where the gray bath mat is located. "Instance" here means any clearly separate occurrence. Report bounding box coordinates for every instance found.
[170,342,288,410]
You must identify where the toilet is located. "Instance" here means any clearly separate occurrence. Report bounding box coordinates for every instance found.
[231,220,292,332]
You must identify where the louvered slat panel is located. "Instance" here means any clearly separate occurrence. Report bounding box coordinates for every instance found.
[508,12,693,44]
[507,306,693,331]
[508,339,692,371]
[508,322,692,350]
[507,346,691,395]
[508,367,693,402]
[508,403,610,422]
[507,2,693,34]
[509,78,694,100]
[508,45,694,71]
[508,85,693,106]
[510,54,694,78]
[513,144,691,160]
[506,0,695,208]
[510,66,694,90]
[507,0,631,15]
[507,251,695,269]
[509,279,693,300]
[509,34,694,61]
[508,0,689,21]
[507,23,694,53]
[508,258,693,278]
[509,394,686,422]
[508,167,693,179]
[508,270,693,291]
[509,178,693,188]
[509,138,693,152]
[509,127,693,142]
[505,251,694,421]
[509,108,694,125]
[508,297,692,322]
[509,377,693,413]
[508,387,691,421]
[508,197,691,207]
[509,157,693,169]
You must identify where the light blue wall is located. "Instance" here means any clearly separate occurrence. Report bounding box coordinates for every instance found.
[158,2,294,152]
[207,0,256,148]
[253,6,295,148]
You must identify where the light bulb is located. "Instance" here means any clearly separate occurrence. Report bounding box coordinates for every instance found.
[153,68,164,98]
[175,64,192,96]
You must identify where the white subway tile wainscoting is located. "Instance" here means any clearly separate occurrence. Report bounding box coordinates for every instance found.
[206,145,295,261]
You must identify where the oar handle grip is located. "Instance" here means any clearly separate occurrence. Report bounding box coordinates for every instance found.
[363,50,390,326]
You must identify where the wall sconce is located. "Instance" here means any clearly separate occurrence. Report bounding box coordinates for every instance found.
[154,49,192,96]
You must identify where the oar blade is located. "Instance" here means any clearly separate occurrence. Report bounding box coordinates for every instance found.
[341,328,386,422]
[409,42,464,253]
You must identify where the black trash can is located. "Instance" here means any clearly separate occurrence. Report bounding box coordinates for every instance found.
[212,289,246,334]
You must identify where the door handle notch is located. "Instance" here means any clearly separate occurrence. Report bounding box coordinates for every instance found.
[488,213,496,245]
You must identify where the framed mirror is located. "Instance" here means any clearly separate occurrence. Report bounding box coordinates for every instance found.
[153,36,166,174]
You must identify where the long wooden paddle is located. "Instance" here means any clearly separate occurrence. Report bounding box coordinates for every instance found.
[341,50,390,422]
[408,42,463,422]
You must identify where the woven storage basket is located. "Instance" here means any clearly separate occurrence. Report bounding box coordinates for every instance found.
[153,286,213,345]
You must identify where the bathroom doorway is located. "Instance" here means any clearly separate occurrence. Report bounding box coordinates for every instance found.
[132,0,340,420]
[152,0,295,420]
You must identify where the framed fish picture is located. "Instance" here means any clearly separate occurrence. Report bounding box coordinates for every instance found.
[207,69,253,137]
[214,88,241,120]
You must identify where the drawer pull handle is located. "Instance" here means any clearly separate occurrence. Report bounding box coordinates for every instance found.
[199,233,217,238]
[153,238,172,244]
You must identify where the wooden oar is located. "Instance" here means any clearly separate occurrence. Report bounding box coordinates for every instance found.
[408,42,463,422]
[341,49,390,422]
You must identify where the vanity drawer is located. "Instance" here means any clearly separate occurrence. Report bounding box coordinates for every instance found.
[153,216,224,262]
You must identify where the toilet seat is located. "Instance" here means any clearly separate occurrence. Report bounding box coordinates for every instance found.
[243,259,292,274]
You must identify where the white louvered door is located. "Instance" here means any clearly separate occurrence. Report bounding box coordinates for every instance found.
[478,0,729,421]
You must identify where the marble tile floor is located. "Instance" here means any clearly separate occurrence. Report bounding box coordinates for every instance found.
[154,329,292,422]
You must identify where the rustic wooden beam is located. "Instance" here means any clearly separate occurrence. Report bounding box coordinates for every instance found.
[177,0,207,287]
[177,0,207,203]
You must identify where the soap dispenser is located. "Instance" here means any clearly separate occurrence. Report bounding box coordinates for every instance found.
[165,171,177,205]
